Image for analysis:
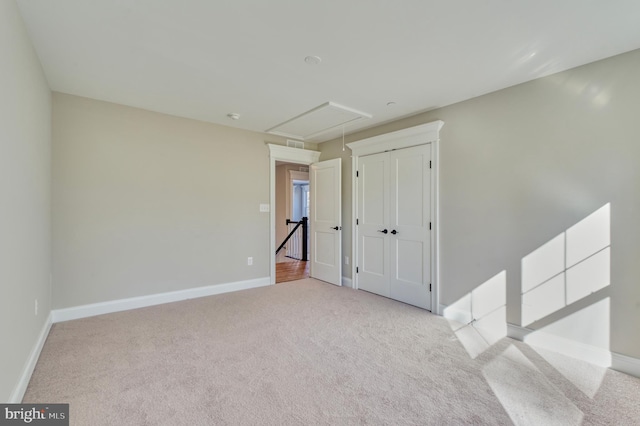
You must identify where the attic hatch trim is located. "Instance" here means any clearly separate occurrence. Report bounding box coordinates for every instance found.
[266,101,372,141]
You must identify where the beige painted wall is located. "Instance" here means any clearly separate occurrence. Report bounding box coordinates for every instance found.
[320,49,640,359]
[0,0,52,401]
[52,93,287,308]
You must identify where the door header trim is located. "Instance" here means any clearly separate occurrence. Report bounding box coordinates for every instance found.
[347,121,444,157]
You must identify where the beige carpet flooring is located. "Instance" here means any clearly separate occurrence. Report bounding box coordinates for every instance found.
[24,279,640,425]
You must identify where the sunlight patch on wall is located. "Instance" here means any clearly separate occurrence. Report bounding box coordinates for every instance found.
[547,73,612,109]
[444,271,506,359]
[483,345,583,426]
[525,298,611,365]
[521,204,610,326]
[526,344,608,399]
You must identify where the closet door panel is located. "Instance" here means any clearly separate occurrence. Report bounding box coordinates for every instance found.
[395,240,424,284]
[357,152,390,297]
[356,144,432,310]
[389,144,432,310]
[394,154,425,228]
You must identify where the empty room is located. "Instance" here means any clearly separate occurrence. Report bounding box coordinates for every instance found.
[2,0,640,424]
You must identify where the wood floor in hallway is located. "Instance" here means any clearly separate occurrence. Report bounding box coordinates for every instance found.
[276,260,309,283]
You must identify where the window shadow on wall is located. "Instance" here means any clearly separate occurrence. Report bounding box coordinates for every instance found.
[444,270,507,359]
[521,203,610,329]
[516,203,612,399]
[442,204,613,423]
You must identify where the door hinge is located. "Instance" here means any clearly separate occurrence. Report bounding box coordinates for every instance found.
[356,218,359,225]
[356,170,359,177]
[356,267,359,273]
[429,283,432,292]
[429,222,432,230]
[429,161,432,169]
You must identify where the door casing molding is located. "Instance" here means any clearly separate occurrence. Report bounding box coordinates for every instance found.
[346,121,444,314]
[268,144,321,284]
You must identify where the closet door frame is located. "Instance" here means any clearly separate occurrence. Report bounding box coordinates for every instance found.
[347,120,444,314]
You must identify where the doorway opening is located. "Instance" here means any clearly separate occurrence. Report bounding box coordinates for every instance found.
[268,144,320,285]
[275,162,310,283]
[268,144,341,287]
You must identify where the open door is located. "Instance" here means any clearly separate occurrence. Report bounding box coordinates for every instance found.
[310,158,342,286]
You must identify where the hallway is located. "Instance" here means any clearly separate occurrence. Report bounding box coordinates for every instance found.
[276,260,309,283]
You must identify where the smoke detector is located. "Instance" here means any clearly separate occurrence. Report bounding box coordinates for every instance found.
[304,56,322,65]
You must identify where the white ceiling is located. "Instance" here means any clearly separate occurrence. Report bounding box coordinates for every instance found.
[16,0,640,142]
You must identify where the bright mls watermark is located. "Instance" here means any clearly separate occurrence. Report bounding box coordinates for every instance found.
[0,404,68,425]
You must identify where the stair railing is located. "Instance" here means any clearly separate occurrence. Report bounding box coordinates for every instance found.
[275,217,308,261]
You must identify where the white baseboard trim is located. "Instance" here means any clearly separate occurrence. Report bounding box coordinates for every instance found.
[506,323,531,341]
[441,305,472,325]
[52,277,271,323]
[507,323,611,368]
[342,277,353,288]
[612,352,640,378]
[10,312,53,403]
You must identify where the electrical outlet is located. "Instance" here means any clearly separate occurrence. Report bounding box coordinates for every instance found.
[259,204,269,212]
[247,257,253,266]
[345,256,349,265]
[35,299,38,316]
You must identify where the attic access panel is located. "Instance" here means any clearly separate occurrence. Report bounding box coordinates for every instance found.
[266,102,371,142]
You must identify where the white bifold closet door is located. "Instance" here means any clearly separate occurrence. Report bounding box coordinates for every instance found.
[357,144,432,310]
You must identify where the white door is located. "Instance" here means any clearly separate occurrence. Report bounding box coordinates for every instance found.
[310,158,342,286]
[357,151,390,296]
[357,144,432,310]
[389,145,431,310]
